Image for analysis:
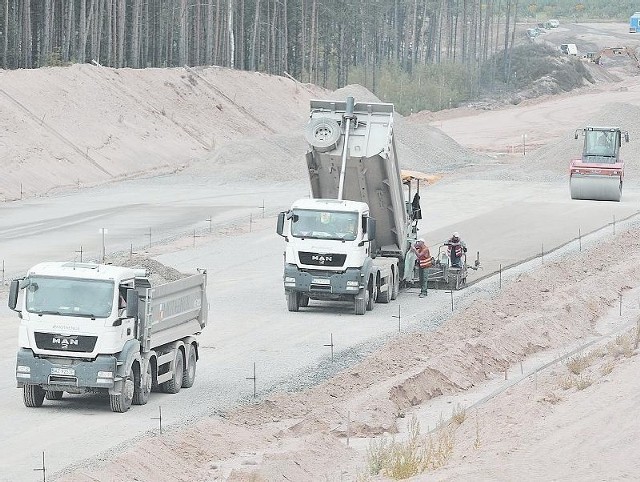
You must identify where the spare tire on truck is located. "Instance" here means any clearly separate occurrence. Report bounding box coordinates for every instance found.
[305,118,341,152]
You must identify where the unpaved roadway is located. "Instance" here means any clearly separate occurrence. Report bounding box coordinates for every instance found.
[1,176,638,481]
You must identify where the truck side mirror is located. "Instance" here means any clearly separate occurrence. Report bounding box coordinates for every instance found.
[125,289,139,318]
[8,279,20,311]
[276,212,286,236]
[367,218,376,241]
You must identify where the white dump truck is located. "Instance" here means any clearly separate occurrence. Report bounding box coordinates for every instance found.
[8,261,207,412]
[277,97,416,314]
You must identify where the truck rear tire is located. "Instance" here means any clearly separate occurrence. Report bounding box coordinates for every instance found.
[378,275,392,304]
[391,270,399,300]
[110,366,134,413]
[23,385,45,407]
[45,390,63,400]
[182,345,197,388]
[366,285,375,311]
[161,351,184,394]
[286,291,300,312]
[133,361,152,405]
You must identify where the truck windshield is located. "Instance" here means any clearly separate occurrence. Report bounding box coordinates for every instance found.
[24,276,115,319]
[291,209,358,241]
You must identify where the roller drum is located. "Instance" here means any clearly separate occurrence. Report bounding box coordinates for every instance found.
[570,174,622,202]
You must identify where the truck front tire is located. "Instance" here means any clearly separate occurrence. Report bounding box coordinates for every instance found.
[110,366,134,413]
[354,288,369,315]
[23,385,45,407]
[133,361,152,405]
[286,291,300,312]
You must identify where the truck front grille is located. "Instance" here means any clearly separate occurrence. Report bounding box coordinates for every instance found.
[299,251,346,267]
[34,332,98,353]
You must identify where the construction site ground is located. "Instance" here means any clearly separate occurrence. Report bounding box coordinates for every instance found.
[1,22,640,482]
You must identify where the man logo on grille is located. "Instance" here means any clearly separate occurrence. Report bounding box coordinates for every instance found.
[311,255,332,264]
[52,336,79,349]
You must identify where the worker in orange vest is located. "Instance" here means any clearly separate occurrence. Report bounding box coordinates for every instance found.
[412,239,433,298]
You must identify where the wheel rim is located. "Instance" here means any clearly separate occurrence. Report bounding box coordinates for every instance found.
[124,376,135,402]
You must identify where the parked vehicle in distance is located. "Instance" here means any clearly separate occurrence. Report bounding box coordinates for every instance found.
[526,28,539,39]
[548,19,560,28]
[630,12,640,33]
[561,43,578,56]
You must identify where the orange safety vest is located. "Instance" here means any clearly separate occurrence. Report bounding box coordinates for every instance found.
[416,245,433,268]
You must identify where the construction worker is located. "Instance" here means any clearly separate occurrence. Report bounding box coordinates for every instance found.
[412,239,433,298]
[445,232,467,268]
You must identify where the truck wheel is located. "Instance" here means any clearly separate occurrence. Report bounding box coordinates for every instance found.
[23,385,45,407]
[110,366,134,413]
[45,390,63,400]
[133,361,152,405]
[161,351,184,394]
[286,291,300,312]
[378,275,392,304]
[391,270,399,300]
[182,345,197,388]
[366,285,375,311]
[305,118,341,152]
[354,289,368,315]
[299,294,310,307]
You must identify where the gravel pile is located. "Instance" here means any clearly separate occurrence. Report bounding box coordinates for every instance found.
[107,254,187,285]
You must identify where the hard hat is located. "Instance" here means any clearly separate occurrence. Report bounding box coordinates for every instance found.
[416,238,425,245]
[452,232,459,238]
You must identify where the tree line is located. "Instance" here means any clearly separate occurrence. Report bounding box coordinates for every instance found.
[2,0,522,83]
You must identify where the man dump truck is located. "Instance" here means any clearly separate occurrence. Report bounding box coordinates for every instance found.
[570,126,629,202]
[8,262,207,412]
[277,97,417,314]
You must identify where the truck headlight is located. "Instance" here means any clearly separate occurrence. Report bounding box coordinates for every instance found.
[97,371,113,379]
[17,365,31,373]
[346,281,359,287]
[285,277,296,283]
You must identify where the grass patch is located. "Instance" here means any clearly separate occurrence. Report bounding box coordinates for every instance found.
[575,374,593,391]
[557,374,574,390]
[366,415,454,479]
[451,404,466,426]
[566,352,592,375]
[601,360,615,376]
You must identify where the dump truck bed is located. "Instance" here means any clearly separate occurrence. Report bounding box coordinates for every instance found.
[137,272,207,351]
[305,99,408,257]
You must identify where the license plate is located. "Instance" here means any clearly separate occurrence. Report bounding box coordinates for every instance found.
[312,278,331,285]
[51,367,74,376]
